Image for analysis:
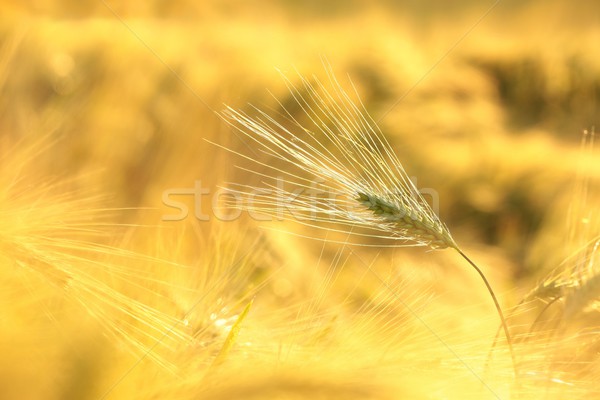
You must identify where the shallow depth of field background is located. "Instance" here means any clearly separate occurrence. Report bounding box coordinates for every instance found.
[1,1,599,399]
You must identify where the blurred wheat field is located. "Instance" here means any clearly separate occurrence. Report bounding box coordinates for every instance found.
[1,1,600,399]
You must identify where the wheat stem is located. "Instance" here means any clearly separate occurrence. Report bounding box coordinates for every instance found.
[456,248,517,376]
[358,190,518,375]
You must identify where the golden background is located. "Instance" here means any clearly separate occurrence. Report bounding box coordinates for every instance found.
[1,1,599,399]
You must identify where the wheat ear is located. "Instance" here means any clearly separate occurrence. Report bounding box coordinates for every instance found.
[219,65,515,373]
[359,191,516,374]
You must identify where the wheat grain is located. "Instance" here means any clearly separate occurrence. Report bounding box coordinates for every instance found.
[356,191,454,249]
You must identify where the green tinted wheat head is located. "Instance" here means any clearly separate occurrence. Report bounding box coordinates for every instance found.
[220,70,455,249]
[219,65,515,371]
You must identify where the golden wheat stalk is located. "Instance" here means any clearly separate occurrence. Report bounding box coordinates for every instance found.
[219,65,516,372]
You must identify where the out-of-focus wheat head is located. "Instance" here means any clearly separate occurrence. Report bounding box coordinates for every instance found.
[0,135,274,398]
[504,130,600,394]
[0,137,194,371]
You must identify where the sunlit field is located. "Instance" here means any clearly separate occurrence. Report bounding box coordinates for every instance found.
[1,1,599,399]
